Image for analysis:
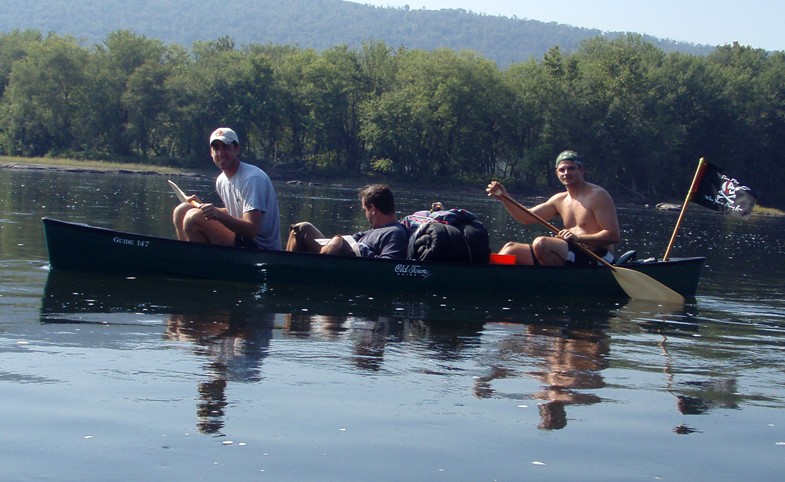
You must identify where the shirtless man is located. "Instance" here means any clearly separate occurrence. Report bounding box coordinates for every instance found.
[486,150,620,266]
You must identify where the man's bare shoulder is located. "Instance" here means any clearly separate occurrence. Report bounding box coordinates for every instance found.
[547,191,569,203]
[585,182,615,203]
[543,191,571,217]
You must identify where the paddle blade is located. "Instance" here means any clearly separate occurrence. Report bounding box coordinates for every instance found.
[167,180,188,203]
[611,267,685,304]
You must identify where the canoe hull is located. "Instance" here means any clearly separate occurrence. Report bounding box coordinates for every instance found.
[42,218,704,299]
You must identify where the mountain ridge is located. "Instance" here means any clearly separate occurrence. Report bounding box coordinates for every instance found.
[0,0,715,66]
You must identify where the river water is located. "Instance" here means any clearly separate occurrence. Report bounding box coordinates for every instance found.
[1,168,784,481]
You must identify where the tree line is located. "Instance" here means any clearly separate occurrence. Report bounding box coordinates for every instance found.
[1,29,783,206]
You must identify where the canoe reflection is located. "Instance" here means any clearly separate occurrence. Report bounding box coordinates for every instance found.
[40,270,487,434]
[40,270,719,436]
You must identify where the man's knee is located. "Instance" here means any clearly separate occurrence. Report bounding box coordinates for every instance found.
[533,236,567,265]
[532,236,560,255]
[499,241,520,253]
[174,203,195,223]
[289,221,311,233]
[289,222,319,237]
[182,207,205,230]
[531,236,549,251]
[499,242,534,265]
[319,235,356,257]
[287,222,322,252]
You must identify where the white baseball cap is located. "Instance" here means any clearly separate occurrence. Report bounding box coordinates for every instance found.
[209,127,239,146]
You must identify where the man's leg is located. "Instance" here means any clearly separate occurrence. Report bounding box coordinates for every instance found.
[498,241,536,265]
[173,202,197,240]
[182,208,235,246]
[319,236,357,256]
[531,236,569,266]
[287,222,326,253]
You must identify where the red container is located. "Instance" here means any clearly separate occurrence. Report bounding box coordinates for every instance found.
[489,253,516,265]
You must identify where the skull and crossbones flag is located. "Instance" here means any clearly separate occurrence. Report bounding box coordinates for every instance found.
[691,162,757,218]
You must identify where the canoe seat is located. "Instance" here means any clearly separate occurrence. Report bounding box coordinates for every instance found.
[614,250,637,265]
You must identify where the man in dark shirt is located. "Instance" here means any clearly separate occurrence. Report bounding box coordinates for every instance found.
[286,184,408,259]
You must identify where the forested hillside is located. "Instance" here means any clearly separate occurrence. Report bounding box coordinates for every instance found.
[1,29,782,207]
[0,0,713,66]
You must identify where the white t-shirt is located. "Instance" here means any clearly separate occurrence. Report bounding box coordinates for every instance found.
[215,162,281,250]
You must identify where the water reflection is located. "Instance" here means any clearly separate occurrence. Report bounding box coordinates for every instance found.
[614,299,700,334]
[658,333,741,435]
[8,167,785,479]
[472,300,714,431]
[164,311,275,434]
[39,270,489,433]
[38,268,754,437]
[284,312,395,371]
[531,325,609,430]
[474,317,610,430]
[283,304,484,372]
[40,270,280,435]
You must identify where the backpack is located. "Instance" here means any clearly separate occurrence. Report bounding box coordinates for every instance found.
[403,208,490,263]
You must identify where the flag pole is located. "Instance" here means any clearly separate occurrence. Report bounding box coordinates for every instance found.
[663,158,708,261]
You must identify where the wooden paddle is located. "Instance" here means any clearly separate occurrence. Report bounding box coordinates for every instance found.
[495,191,685,304]
[167,180,201,207]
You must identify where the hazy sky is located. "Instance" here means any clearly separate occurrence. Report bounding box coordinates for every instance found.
[351,0,785,51]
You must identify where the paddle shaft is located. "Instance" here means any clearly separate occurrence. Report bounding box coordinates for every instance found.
[497,192,615,270]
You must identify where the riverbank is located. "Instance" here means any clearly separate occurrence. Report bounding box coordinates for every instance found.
[0,156,203,177]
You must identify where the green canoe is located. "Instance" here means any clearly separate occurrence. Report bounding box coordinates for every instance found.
[42,218,704,299]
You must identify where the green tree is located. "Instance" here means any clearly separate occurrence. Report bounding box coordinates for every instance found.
[707,43,772,177]
[300,45,366,171]
[88,30,170,157]
[503,48,575,185]
[0,29,43,99]
[358,40,399,97]
[362,48,510,177]
[270,48,320,166]
[121,57,177,157]
[0,34,89,156]
[163,38,247,163]
[162,37,281,165]
[753,51,785,200]
[654,52,725,189]
[569,35,674,198]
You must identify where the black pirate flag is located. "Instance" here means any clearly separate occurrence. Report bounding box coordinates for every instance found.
[692,162,757,218]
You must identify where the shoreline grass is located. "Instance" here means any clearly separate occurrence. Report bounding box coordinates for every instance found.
[0,155,189,175]
[752,204,785,216]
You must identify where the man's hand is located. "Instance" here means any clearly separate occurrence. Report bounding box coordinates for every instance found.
[199,203,221,221]
[557,229,578,244]
[486,180,509,198]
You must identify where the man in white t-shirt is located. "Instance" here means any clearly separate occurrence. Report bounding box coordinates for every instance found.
[173,127,281,250]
